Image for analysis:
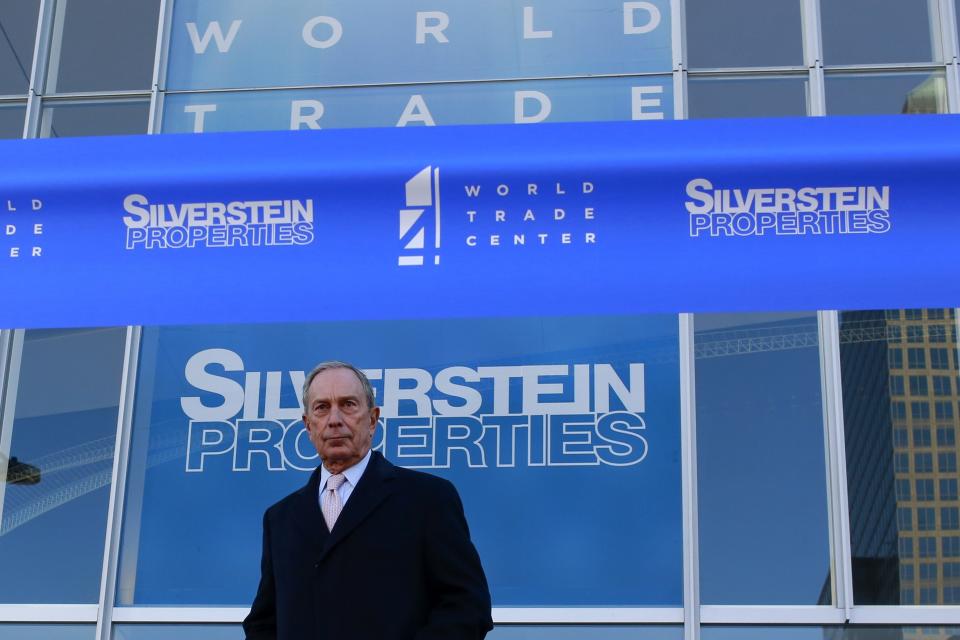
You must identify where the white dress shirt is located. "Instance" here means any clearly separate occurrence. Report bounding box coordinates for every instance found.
[318,449,372,509]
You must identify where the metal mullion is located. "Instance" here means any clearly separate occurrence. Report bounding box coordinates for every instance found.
[94,327,143,640]
[948,62,960,112]
[822,62,950,73]
[672,0,686,120]
[937,0,959,64]
[0,330,13,506]
[945,0,960,113]
[41,90,153,100]
[818,311,854,619]
[148,0,174,134]
[801,0,825,116]
[23,0,55,138]
[43,0,68,95]
[681,66,809,76]
[161,71,675,96]
[0,330,24,529]
[679,313,700,640]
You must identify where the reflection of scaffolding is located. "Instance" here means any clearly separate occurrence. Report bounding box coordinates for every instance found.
[0,429,185,537]
[0,316,899,536]
[695,317,894,359]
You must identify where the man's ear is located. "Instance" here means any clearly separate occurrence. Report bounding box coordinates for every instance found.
[369,406,381,428]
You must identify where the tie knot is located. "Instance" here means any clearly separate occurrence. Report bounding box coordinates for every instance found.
[326,473,346,491]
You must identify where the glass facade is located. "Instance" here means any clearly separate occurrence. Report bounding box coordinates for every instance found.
[1,1,959,639]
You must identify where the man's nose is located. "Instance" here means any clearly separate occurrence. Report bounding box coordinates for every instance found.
[327,404,343,424]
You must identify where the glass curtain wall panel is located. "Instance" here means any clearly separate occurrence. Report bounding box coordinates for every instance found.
[0,1,42,96]
[44,0,160,93]
[685,0,804,68]
[842,309,960,605]
[695,312,832,604]
[0,328,125,602]
[821,0,944,65]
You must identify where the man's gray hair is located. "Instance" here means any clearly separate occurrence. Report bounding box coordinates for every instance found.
[301,361,376,412]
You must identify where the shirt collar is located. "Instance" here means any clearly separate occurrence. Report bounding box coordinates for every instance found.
[320,448,373,490]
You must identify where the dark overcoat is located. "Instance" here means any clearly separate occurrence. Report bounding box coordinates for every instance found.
[243,451,493,640]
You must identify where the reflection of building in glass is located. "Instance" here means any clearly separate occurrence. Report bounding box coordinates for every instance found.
[902,76,949,114]
[843,309,960,606]
[841,310,900,605]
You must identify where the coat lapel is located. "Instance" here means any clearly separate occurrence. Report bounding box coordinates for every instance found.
[317,451,397,563]
[290,465,329,555]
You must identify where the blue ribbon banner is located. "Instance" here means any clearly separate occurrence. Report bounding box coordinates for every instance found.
[1,115,958,329]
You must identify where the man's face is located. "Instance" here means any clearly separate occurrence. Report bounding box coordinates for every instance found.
[303,368,380,472]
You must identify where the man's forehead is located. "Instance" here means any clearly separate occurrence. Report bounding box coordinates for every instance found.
[308,368,364,399]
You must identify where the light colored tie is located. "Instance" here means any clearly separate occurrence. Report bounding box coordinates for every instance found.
[322,473,347,531]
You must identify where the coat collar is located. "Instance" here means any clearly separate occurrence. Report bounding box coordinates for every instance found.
[291,451,399,562]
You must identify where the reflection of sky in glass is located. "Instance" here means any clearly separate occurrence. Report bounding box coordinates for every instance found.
[686,0,803,69]
[821,0,939,65]
[825,72,947,116]
[0,2,41,96]
[0,624,93,639]
[696,313,831,604]
[0,329,124,603]
[113,625,240,640]
[687,75,808,119]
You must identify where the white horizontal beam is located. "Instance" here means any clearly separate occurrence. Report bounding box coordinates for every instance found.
[849,606,960,625]
[0,604,98,622]
[701,606,846,624]
[494,608,684,624]
[109,606,685,624]
[111,608,245,623]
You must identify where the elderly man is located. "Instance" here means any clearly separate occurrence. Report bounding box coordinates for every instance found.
[243,361,493,640]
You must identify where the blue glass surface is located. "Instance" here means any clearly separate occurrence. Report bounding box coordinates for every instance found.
[112,625,240,640]
[161,76,673,133]
[695,313,831,604]
[166,0,673,90]
[117,316,682,606]
[0,328,125,603]
[0,624,93,639]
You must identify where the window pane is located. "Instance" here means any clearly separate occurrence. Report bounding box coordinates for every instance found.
[0,625,93,639]
[696,312,830,604]
[825,71,947,116]
[39,99,149,138]
[842,308,960,605]
[166,0,673,90]
[0,2,41,95]
[687,75,809,119]
[686,0,803,68]
[161,77,674,134]
[0,104,25,139]
[118,318,682,606]
[45,0,160,93]
[822,0,942,65]
[113,626,240,640]
[0,328,125,603]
